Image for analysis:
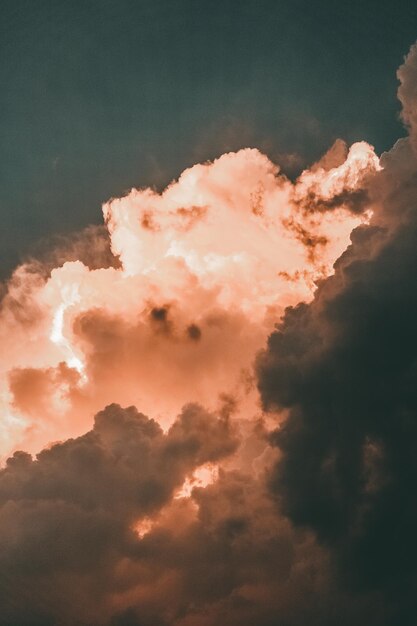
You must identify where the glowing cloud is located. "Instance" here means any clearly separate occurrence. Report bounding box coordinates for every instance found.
[2,39,417,626]
[0,143,379,457]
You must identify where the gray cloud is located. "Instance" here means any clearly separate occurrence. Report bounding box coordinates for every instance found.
[0,402,237,625]
[257,43,417,626]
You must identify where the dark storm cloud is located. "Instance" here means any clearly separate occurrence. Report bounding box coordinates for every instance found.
[0,402,237,625]
[109,469,385,626]
[257,45,417,625]
[0,416,385,626]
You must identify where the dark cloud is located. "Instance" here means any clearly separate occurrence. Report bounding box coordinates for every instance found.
[0,399,387,626]
[0,403,393,626]
[257,44,417,626]
[0,402,237,625]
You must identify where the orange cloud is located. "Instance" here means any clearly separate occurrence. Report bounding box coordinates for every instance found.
[0,144,379,458]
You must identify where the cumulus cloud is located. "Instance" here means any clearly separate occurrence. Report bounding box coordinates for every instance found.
[0,139,378,458]
[0,402,237,625]
[0,403,384,626]
[257,43,417,625]
[1,37,417,626]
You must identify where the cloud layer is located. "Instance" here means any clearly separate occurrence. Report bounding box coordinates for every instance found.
[1,40,417,626]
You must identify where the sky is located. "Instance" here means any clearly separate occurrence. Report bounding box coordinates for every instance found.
[2,0,417,275]
[1,3,417,626]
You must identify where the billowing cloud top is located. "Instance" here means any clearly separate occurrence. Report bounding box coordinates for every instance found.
[0,140,378,457]
[0,42,417,626]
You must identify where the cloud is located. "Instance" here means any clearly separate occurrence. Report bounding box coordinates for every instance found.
[0,403,384,626]
[0,140,378,458]
[398,42,417,152]
[0,402,237,625]
[2,34,417,626]
[257,43,417,624]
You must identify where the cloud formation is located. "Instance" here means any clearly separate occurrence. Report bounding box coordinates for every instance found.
[0,402,237,625]
[257,43,417,625]
[1,38,417,626]
[0,138,378,458]
[0,403,381,626]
